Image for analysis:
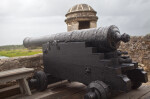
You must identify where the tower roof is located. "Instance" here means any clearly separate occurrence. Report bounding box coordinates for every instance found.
[66,4,96,15]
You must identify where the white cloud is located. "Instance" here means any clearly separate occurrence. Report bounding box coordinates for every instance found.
[0,0,150,46]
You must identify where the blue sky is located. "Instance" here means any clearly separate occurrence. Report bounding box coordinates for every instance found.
[0,0,150,46]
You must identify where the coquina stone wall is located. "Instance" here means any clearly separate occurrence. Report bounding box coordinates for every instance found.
[0,54,43,72]
[0,35,149,72]
[119,34,150,71]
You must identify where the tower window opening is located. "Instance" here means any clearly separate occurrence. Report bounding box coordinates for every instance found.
[79,21,90,30]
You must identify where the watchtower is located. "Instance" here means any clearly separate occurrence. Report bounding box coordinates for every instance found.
[65,4,98,31]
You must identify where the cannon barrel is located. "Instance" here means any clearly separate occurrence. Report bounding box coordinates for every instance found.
[23,25,130,52]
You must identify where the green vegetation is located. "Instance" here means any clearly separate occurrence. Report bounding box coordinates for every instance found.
[0,45,25,51]
[0,45,42,57]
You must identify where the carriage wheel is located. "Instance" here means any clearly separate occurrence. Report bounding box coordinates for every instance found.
[84,80,110,99]
[29,71,48,91]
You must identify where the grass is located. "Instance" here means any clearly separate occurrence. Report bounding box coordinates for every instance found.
[0,49,42,57]
[0,45,42,57]
[0,45,25,51]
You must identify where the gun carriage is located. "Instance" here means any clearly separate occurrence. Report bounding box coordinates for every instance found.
[23,25,148,99]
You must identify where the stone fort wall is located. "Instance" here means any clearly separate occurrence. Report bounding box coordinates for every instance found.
[0,35,149,72]
[0,54,43,72]
[119,35,150,71]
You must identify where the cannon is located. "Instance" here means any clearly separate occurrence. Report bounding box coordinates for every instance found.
[24,25,148,99]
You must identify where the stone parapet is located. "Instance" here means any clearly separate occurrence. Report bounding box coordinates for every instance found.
[0,54,43,72]
[119,35,150,71]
